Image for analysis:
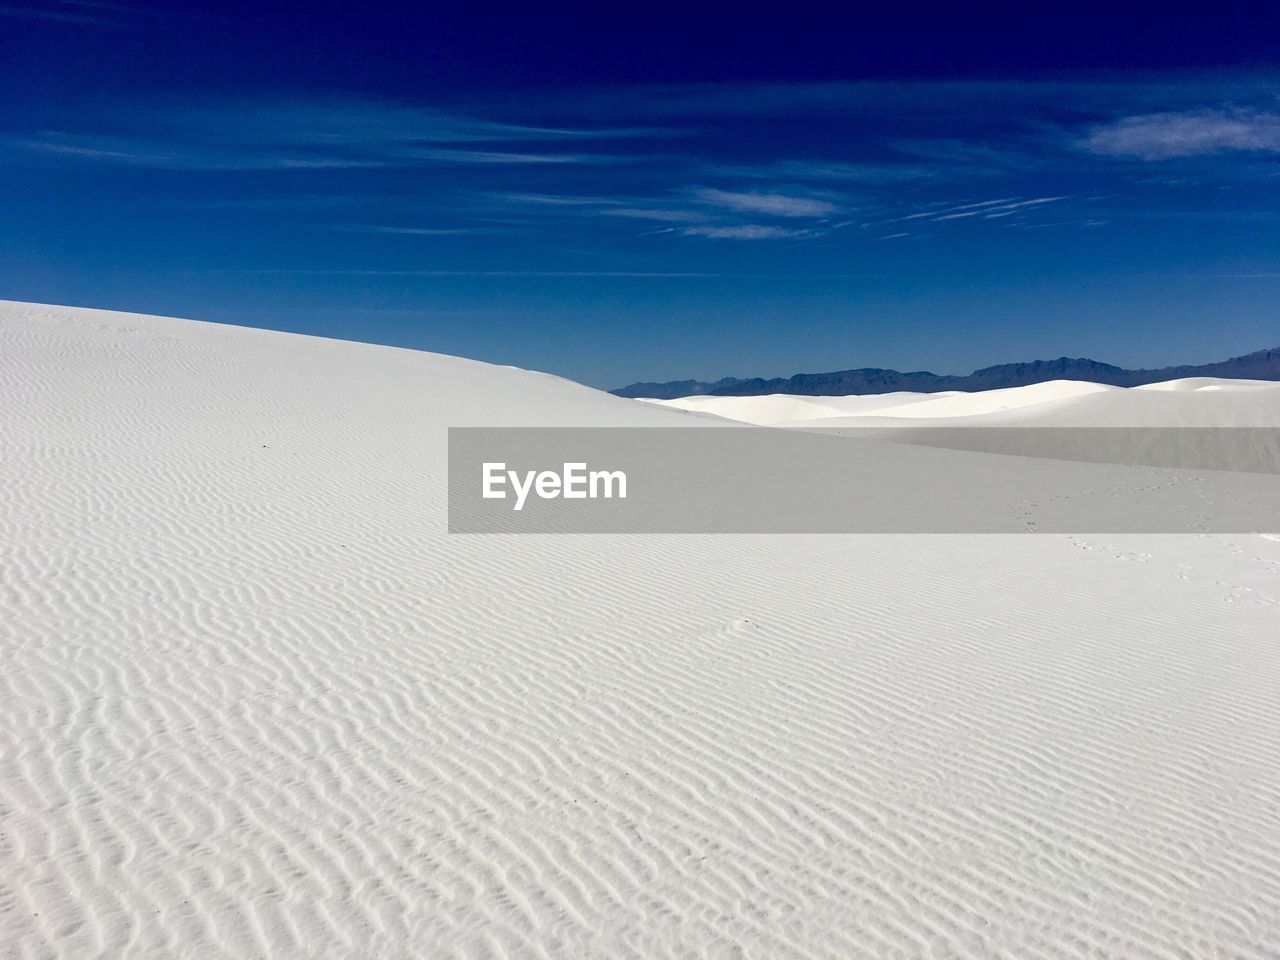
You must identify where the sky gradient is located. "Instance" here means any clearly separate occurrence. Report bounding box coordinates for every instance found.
[4,2,1280,388]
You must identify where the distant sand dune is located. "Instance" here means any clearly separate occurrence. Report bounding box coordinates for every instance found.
[656,378,1280,474]
[3,301,1279,959]
[656,377,1280,427]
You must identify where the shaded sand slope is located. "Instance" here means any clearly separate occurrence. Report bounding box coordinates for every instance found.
[3,302,1279,959]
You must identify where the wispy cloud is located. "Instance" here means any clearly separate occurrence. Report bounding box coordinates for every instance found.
[1081,108,1280,160]
[708,159,937,183]
[601,207,706,222]
[476,182,1076,242]
[492,187,839,238]
[222,268,729,278]
[869,196,1069,226]
[0,98,664,171]
[174,100,664,145]
[4,132,388,170]
[693,187,839,217]
[16,78,1277,255]
[935,196,1067,220]
[495,193,623,207]
[0,1,113,24]
[0,0,212,26]
[562,77,1280,127]
[682,224,818,240]
[331,224,509,236]
[888,138,1042,176]
[402,147,628,165]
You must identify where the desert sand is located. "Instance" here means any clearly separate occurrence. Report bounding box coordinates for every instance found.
[652,378,1280,427]
[3,301,1279,958]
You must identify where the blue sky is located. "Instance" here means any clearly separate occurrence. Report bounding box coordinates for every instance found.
[4,3,1280,388]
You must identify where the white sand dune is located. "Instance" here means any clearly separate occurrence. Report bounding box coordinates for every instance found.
[1135,377,1279,392]
[653,381,1119,425]
[642,391,951,424]
[4,301,1280,959]
[655,378,1280,488]
[655,378,1280,428]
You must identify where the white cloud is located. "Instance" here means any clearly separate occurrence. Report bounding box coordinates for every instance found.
[497,193,620,206]
[693,188,838,217]
[682,224,815,240]
[602,207,706,222]
[932,196,1066,221]
[709,159,936,183]
[1081,108,1280,160]
[0,98,659,171]
[333,224,503,236]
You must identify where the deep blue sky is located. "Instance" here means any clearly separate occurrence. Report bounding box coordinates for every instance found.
[4,2,1280,388]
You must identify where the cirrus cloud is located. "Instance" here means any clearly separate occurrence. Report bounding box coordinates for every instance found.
[682,224,817,239]
[1081,108,1280,160]
[693,187,839,217]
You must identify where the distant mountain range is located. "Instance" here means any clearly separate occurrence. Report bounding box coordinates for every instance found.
[611,347,1280,399]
